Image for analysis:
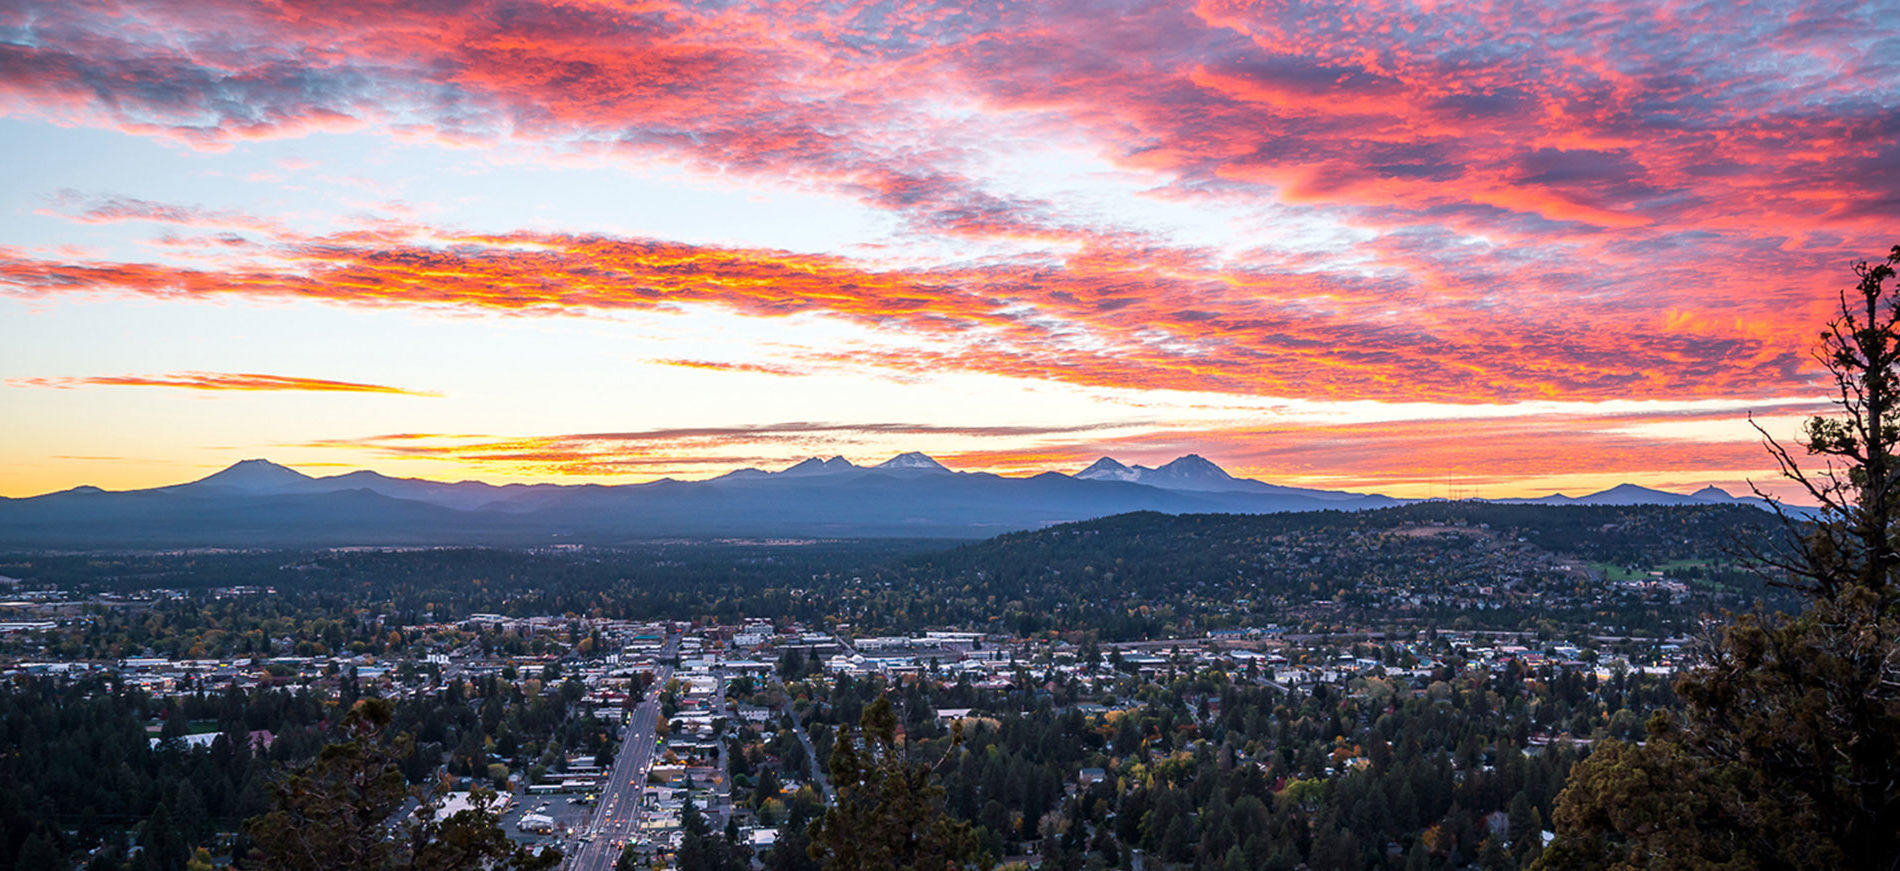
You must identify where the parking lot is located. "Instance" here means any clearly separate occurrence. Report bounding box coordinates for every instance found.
[502,788,603,858]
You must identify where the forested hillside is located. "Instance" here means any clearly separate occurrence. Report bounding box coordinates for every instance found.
[872,503,1792,638]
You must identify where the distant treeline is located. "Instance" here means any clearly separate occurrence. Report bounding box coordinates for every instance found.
[1,504,1796,656]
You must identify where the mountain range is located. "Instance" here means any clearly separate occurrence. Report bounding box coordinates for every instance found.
[0,454,1765,548]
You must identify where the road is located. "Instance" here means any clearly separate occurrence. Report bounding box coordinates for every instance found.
[776,678,833,803]
[566,637,676,871]
[713,673,732,824]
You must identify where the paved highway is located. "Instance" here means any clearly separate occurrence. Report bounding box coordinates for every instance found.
[566,641,675,871]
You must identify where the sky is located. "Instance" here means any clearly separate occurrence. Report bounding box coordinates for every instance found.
[1,0,1894,500]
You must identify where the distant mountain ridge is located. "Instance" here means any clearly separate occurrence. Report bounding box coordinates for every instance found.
[1077,454,1374,501]
[0,453,1775,548]
[1488,482,1754,507]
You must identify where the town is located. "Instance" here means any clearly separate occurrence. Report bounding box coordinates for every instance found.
[4,598,1692,870]
[0,503,1788,869]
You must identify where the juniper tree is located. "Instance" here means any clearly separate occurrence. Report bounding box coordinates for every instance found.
[1537,246,1900,870]
[244,698,558,871]
[808,696,988,871]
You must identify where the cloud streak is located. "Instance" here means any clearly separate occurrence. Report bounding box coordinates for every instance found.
[43,191,288,234]
[650,359,811,378]
[295,420,1150,477]
[7,371,439,396]
[278,403,1807,495]
[947,405,1829,491]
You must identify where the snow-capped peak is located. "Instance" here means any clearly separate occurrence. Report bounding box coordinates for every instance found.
[187,459,315,492]
[874,452,951,473]
[1148,454,1235,483]
[778,456,859,476]
[1075,457,1141,482]
[1074,455,1261,492]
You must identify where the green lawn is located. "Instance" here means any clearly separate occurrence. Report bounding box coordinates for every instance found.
[1591,559,1713,581]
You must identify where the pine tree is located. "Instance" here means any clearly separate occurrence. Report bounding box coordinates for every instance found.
[14,830,61,870]
[142,801,189,870]
[678,795,715,871]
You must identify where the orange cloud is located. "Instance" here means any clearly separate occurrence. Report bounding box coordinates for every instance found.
[0,217,1835,404]
[7,371,439,396]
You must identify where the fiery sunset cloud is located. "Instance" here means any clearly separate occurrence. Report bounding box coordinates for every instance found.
[0,0,1892,496]
[0,220,1824,402]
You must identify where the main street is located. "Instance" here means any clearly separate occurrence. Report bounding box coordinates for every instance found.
[566,637,676,871]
